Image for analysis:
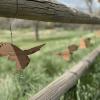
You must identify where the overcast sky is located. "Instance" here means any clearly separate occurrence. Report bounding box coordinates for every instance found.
[58,0,100,9]
[59,0,85,7]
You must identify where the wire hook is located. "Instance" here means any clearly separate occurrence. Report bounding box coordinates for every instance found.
[9,0,18,44]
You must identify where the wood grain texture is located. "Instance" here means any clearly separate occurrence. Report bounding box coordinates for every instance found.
[29,47,100,100]
[0,0,100,24]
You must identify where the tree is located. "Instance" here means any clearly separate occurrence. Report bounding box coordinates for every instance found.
[34,0,58,41]
[34,21,40,41]
[84,0,94,14]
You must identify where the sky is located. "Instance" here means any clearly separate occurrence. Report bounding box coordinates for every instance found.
[59,0,85,7]
[58,0,100,10]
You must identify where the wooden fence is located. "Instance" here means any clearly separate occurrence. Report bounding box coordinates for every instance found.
[29,47,100,100]
[0,0,100,24]
[0,0,100,100]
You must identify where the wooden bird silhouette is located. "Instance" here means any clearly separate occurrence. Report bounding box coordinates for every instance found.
[0,42,45,70]
[68,44,79,54]
[57,51,71,61]
[56,44,79,61]
[80,37,91,49]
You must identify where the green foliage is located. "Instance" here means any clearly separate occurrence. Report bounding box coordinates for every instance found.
[0,29,99,100]
[77,57,100,100]
[65,57,100,100]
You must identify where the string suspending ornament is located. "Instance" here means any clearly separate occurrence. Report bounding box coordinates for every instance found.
[0,0,45,70]
[9,19,13,44]
[0,19,45,70]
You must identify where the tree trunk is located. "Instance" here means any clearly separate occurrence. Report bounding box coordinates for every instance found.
[35,21,39,41]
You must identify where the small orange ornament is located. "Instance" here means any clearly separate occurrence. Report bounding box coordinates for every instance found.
[57,50,71,61]
[95,31,100,37]
[79,38,91,49]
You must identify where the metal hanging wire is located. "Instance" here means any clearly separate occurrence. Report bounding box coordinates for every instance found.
[10,21,13,43]
[9,0,18,44]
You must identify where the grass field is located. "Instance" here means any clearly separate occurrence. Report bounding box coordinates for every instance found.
[0,28,100,100]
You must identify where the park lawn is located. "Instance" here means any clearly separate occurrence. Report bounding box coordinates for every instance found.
[0,29,99,100]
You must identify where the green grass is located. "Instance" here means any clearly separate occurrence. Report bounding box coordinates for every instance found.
[0,28,100,100]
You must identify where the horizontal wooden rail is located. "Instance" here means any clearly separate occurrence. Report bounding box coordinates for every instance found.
[29,47,100,100]
[0,0,100,24]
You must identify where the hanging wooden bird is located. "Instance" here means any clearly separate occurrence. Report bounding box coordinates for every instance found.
[80,37,91,49]
[56,44,79,61]
[95,31,100,38]
[56,50,71,61]
[68,44,79,54]
[0,42,45,70]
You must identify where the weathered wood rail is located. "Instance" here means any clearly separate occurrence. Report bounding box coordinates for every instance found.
[30,47,100,100]
[0,0,100,24]
[0,0,100,100]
